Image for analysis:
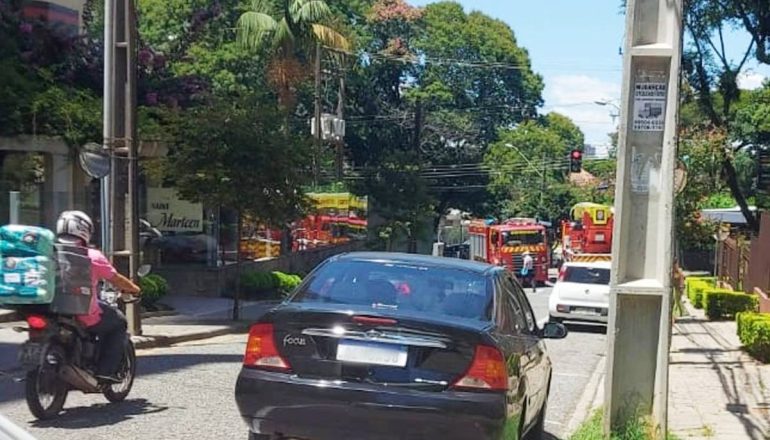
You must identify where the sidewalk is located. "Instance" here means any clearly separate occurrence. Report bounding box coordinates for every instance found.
[132,296,278,348]
[668,303,770,440]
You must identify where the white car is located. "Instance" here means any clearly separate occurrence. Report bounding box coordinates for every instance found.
[548,261,611,324]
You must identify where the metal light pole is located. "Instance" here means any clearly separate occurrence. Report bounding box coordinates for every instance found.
[101,0,115,254]
[605,0,684,436]
[596,99,621,126]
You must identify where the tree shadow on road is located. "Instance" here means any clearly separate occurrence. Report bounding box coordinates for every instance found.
[30,398,168,429]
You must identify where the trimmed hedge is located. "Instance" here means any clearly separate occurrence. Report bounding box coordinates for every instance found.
[240,271,303,298]
[139,274,169,307]
[685,277,716,309]
[737,312,770,363]
[704,289,757,320]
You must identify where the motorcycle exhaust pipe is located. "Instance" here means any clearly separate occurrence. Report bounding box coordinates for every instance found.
[58,365,100,393]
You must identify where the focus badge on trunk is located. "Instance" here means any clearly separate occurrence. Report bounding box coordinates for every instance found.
[282,334,308,347]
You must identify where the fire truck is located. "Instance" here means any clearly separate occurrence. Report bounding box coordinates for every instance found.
[468,218,550,283]
[561,202,614,262]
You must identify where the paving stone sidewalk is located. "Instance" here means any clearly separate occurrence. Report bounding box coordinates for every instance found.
[669,303,770,440]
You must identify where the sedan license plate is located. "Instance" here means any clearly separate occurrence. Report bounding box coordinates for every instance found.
[336,340,407,367]
[18,343,46,367]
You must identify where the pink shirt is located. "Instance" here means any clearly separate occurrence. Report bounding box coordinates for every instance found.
[76,248,117,327]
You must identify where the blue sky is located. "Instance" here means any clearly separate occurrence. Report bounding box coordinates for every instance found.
[409,0,769,145]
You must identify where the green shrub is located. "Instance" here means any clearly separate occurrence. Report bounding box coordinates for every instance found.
[139,274,169,307]
[686,277,715,309]
[569,409,681,440]
[737,312,770,362]
[704,289,757,320]
[241,271,276,293]
[271,271,303,295]
[240,270,303,298]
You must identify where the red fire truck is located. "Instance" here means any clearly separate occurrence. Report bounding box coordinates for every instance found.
[561,203,614,262]
[469,218,550,283]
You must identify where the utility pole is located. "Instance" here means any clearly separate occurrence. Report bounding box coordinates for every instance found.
[335,75,345,181]
[540,151,547,218]
[408,98,424,255]
[104,0,141,335]
[605,0,683,436]
[412,98,423,152]
[313,42,322,187]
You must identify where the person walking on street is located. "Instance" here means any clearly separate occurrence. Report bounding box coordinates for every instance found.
[521,251,536,293]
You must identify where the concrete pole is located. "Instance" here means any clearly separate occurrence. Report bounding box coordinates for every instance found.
[605,0,683,437]
[9,191,20,224]
[313,42,322,187]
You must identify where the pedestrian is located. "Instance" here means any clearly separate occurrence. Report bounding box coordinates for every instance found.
[521,251,536,293]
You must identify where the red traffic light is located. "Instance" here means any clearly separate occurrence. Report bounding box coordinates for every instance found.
[571,150,582,159]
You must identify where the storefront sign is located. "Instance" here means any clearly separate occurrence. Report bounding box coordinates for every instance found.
[147,188,203,232]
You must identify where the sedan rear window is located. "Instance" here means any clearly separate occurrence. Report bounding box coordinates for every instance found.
[292,260,493,321]
[564,266,610,285]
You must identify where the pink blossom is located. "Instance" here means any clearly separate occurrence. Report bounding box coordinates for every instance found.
[369,0,423,23]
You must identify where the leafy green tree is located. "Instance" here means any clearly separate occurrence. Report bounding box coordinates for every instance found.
[165,95,311,226]
[681,0,770,231]
[485,115,583,222]
[342,0,544,238]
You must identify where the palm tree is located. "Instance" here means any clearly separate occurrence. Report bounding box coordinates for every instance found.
[237,0,350,107]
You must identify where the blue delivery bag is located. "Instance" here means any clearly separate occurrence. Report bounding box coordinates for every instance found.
[0,225,57,305]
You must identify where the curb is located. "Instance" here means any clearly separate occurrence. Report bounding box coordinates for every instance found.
[132,323,250,350]
[565,356,606,436]
[0,311,18,324]
[0,310,177,325]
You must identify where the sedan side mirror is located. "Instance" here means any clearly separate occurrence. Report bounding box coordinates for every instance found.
[542,322,568,339]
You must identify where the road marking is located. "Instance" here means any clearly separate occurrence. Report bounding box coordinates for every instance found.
[554,372,591,378]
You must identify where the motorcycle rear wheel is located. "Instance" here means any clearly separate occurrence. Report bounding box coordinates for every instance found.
[25,367,68,420]
[103,340,136,402]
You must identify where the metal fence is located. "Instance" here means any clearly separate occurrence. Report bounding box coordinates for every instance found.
[718,213,770,294]
[746,214,770,295]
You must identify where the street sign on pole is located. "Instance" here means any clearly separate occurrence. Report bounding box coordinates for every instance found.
[605,0,684,436]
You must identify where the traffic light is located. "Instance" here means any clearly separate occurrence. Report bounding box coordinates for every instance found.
[570,149,583,173]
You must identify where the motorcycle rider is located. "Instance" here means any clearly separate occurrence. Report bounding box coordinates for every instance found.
[55,210,141,383]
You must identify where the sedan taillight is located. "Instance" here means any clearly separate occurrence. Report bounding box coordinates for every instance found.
[452,345,508,391]
[243,323,291,371]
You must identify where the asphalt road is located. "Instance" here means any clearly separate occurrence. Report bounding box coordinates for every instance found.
[0,288,606,440]
[525,287,607,438]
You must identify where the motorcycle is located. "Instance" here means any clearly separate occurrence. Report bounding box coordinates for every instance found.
[14,265,150,420]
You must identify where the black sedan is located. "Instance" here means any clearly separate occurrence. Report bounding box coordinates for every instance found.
[235,252,567,440]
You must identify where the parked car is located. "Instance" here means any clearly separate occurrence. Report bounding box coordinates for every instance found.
[235,252,567,440]
[548,261,611,324]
